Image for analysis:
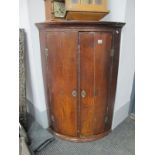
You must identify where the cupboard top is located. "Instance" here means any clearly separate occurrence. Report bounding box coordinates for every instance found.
[36,21,125,30]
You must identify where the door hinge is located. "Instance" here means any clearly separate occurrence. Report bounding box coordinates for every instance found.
[106,106,109,113]
[110,48,114,57]
[105,116,108,123]
[51,115,54,122]
[45,48,48,60]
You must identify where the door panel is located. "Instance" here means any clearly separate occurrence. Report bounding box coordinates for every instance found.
[79,33,95,136]
[93,32,112,134]
[79,32,112,136]
[47,31,78,136]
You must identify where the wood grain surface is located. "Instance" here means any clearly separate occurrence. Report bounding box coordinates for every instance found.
[36,21,125,142]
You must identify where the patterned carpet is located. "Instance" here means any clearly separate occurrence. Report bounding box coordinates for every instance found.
[36,118,135,155]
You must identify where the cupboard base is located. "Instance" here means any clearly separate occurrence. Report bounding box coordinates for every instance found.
[52,130,111,142]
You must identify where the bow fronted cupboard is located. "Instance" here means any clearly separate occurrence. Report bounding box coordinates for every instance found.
[36,22,125,142]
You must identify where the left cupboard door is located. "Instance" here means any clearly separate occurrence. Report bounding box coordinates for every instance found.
[46,31,78,137]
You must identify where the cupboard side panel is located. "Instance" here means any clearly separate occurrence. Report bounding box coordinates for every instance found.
[39,30,50,126]
[105,29,122,131]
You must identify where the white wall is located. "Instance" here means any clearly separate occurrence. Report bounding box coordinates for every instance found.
[104,0,127,22]
[19,0,135,129]
[19,0,49,128]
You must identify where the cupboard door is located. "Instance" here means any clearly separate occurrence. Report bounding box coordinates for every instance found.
[79,32,112,137]
[46,31,78,136]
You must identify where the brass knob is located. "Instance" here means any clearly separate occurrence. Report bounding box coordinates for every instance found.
[72,90,77,97]
[81,90,86,98]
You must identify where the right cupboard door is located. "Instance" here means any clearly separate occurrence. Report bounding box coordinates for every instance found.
[79,32,112,137]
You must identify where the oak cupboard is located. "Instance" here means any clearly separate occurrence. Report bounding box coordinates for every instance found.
[36,21,125,142]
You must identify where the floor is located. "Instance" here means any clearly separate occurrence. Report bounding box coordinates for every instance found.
[36,118,135,155]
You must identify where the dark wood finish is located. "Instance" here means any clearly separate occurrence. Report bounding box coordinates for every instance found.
[52,130,110,143]
[79,32,112,137]
[79,32,95,136]
[104,29,122,132]
[36,21,125,142]
[36,21,125,29]
[93,32,112,134]
[46,31,78,137]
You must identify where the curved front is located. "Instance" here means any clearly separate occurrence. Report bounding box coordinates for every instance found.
[37,22,124,143]
[52,130,111,142]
